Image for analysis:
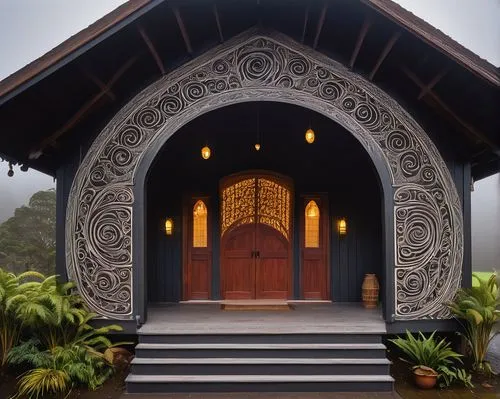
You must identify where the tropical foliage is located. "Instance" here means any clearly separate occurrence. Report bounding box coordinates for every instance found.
[449,272,500,374]
[389,330,473,388]
[0,268,130,398]
[0,268,45,368]
[0,189,56,276]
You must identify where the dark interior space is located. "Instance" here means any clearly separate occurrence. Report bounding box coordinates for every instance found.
[145,101,383,304]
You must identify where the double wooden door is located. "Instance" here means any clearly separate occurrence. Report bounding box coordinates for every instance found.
[220,172,292,300]
[221,223,289,299]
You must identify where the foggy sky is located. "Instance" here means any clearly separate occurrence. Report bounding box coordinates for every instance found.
[0,0,499,223]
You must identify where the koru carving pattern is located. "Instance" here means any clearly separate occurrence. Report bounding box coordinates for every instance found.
[66,31,463,320]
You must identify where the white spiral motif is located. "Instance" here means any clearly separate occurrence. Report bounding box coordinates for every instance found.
[238,50,276,82]
[66,34,463,320]
[288,56,310,76]
[159,96,183,116]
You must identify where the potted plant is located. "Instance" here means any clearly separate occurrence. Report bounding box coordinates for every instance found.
[389,330,472,389]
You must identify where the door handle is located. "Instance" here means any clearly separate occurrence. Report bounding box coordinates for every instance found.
[255,250,260,258]
[250,250,255,258]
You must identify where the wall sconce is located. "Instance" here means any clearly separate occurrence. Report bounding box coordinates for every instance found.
[338,217,347,236]
[165,218,174,236]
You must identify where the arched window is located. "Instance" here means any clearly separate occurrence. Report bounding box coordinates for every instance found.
[305,200,320,248]
[193,200,208,248]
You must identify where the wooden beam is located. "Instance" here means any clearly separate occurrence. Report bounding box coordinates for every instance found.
[138,25,165,75]
[29,57,137,158]
[417,67,449,100]
[173,7,193,54]
[402,66,499,152]
[212,3,224,43]
[369,31,401,80]
[301,3,310,43]
[349,17,372,69]
[81,68,116,101]
[313,2,328,50]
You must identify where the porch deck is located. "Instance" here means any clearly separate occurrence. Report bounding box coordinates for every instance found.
[140,303,386,334]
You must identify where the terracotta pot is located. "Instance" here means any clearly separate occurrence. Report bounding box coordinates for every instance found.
[361,274,379,309]
[413,366,438,389]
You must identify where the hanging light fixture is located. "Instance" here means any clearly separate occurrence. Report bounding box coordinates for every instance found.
[305,128,315,144]
[254,104,261,151]
[201,145,211,160]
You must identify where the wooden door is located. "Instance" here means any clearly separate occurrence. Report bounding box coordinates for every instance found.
[300,196,330,299]
[255,224,289,299]
[221,223,289,299]
[183,198,211,300]
[220,171,293,300]
[221,224,255,299]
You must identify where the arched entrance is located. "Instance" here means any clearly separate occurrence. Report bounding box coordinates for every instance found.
[220,172,293,300]
[66,30,463,322]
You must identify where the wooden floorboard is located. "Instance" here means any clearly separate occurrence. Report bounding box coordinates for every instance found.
[139,303,386,334]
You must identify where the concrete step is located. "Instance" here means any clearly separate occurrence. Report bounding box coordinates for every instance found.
[130,357,391,375]
[138,332,382,344]
[134,342,387,359]
[125,374,395,393]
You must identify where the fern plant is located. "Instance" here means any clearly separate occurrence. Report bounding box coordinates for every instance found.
[389,330,473,388]
[0,268,44,368]
[9,339,116,396]
[449,272,500,374]
[15,276,87,350]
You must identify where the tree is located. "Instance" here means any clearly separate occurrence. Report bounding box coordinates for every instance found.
[0,189,56,275]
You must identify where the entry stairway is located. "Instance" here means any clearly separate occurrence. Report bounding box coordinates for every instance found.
[126,331,394,393]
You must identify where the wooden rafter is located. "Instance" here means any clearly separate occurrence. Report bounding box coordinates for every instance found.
[313,2,328,50]
[138,25,165,75]
[402,66,499,153]
[81,68,116,101]
[417,66,449,100]
[29,57,137,159]
[349,17,372,69]
[301,3,310,43]
[212,3,224,43]
[369,31,401,80]
[173,7,193,54]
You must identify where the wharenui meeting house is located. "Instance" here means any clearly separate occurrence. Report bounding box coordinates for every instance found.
[0,0,498,394]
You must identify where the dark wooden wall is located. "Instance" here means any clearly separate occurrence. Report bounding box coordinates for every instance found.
[145,102,384,303]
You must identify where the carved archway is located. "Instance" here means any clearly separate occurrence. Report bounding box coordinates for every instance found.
[66,30,463,321]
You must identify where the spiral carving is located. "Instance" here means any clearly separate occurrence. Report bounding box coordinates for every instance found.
[66,33,463,320]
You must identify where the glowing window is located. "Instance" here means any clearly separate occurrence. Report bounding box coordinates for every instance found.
[305,200,320,248]
[193,200,208,248]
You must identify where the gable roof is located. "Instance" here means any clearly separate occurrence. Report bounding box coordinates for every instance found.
[0,0,498,103]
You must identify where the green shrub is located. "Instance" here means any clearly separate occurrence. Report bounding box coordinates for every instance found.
[0,268,45,368]
[389,330,472,388]
[449,272,499,374]
[1,268,131,397]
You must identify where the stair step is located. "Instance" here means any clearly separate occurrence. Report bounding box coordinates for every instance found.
[138,333,382,344]
[126,374,394,393]
[131,357,391,364]
[135,343,387,359]
[135,343,386,350]
[130,357,390,375]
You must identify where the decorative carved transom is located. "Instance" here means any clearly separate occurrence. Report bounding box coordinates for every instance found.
[66,31,463,320]
[221,175,292,240]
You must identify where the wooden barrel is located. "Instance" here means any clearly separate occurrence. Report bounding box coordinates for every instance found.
[362,274,379,309]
